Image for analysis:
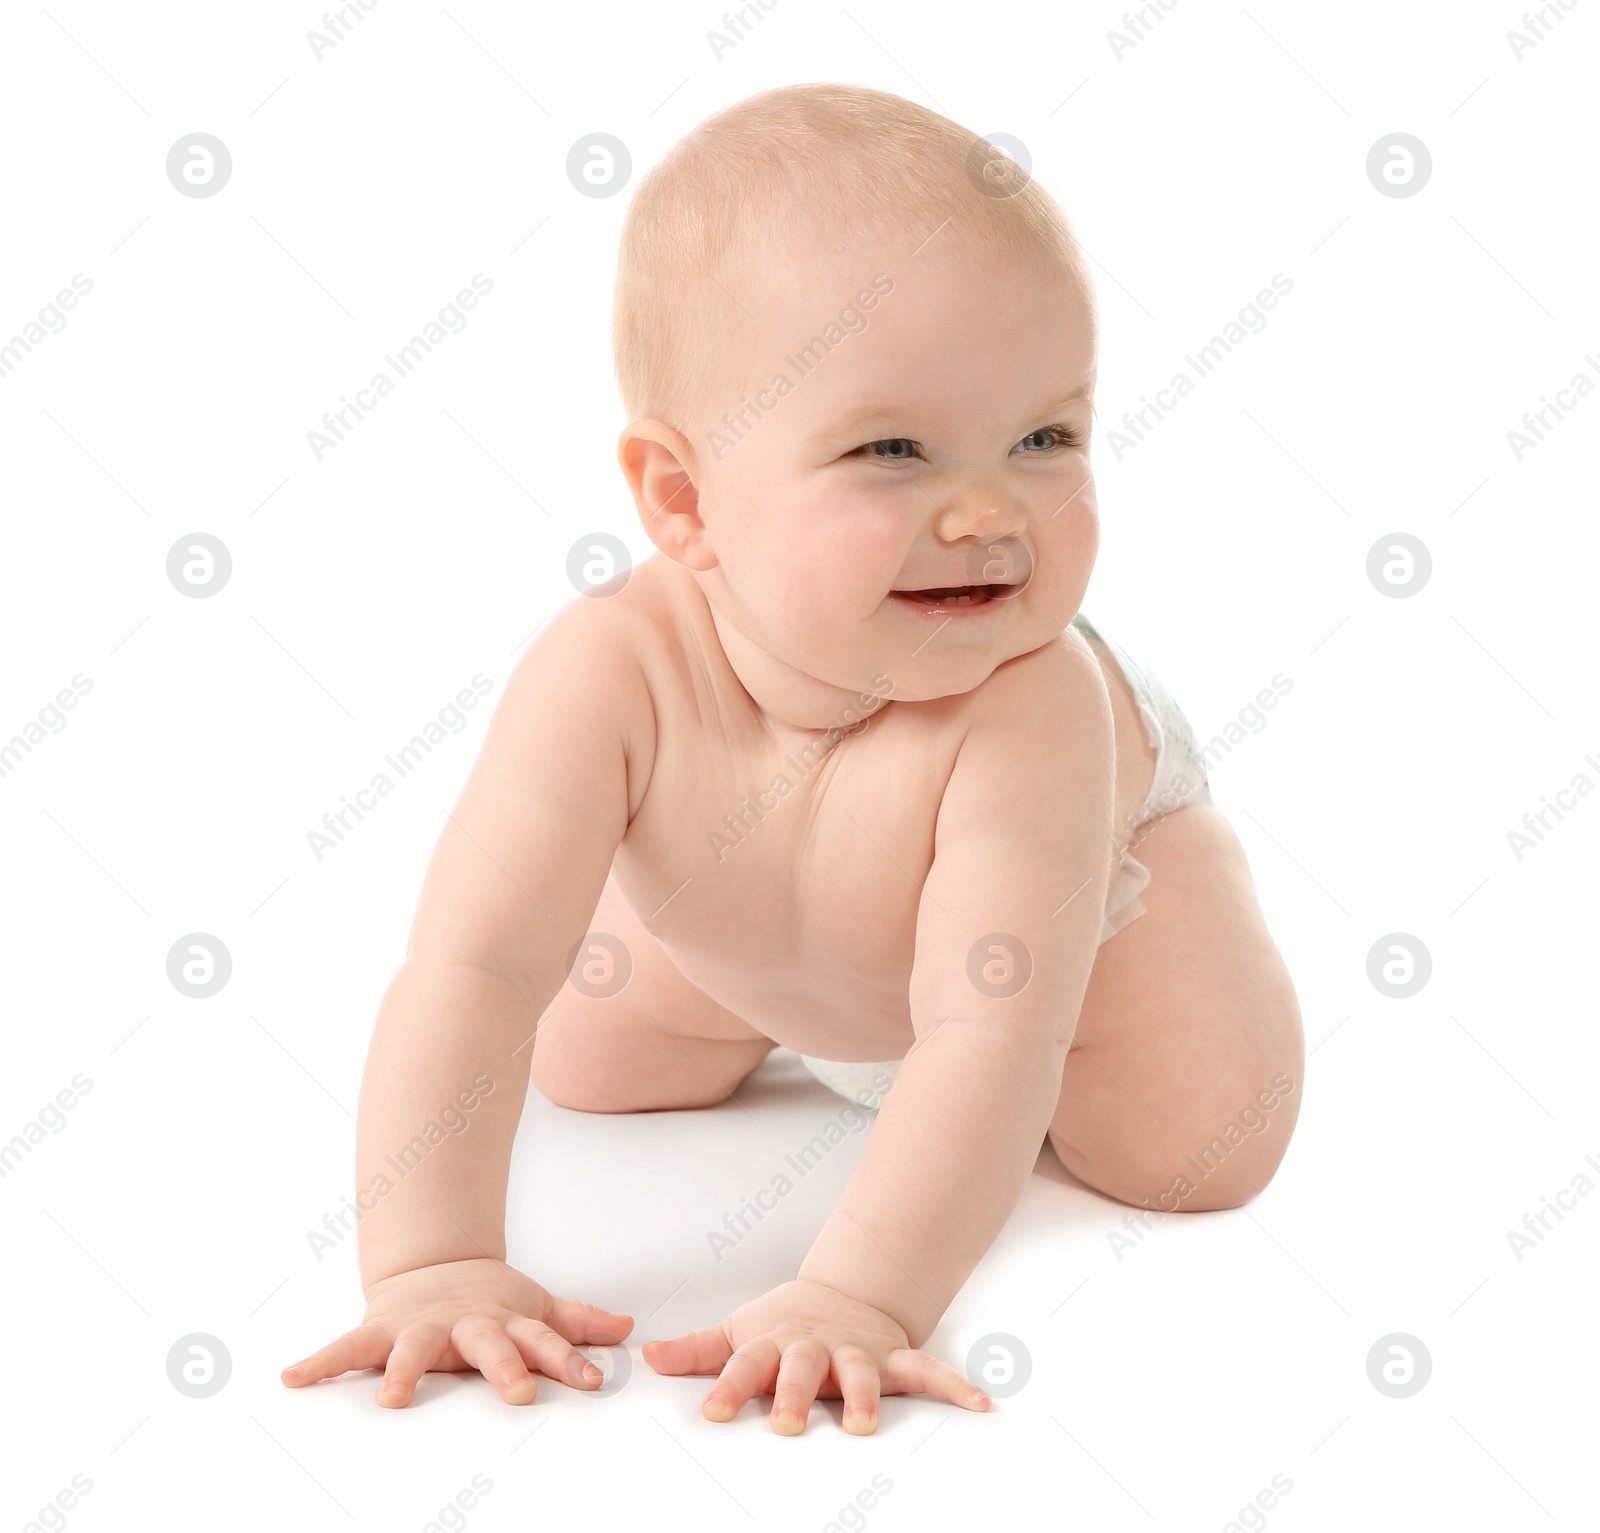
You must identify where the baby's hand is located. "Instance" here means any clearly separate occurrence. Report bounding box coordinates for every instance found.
[281,1257,634,1408]
[643,1279,989,1435]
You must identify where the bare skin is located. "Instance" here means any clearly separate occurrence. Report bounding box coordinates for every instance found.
[283,222,1303,1433]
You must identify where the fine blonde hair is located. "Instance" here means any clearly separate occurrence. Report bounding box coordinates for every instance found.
[612,83,1092,439]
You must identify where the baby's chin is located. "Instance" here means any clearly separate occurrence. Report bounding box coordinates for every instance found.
[733,588,1056,706]
[888,652,1023,702]
[834,633,1034,705]
[904,621,1083,700]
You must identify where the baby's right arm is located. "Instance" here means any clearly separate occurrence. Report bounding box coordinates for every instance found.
[282,597,656,1407]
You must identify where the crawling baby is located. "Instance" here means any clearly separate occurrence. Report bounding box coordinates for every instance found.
[283,82,1304,1435]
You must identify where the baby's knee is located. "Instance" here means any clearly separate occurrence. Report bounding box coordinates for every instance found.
[1052,1097,1296,1214]
[530,1035,754,1113]
[529,1051,632,1113]
[1137,1117,1295,1213]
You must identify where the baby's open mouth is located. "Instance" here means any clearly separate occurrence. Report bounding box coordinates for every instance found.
[891,582,1020,607]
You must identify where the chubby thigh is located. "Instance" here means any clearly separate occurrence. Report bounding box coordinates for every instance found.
[1048,803,1304,1212]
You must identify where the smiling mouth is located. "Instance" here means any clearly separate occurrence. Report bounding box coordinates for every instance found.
[890,582,1021,608]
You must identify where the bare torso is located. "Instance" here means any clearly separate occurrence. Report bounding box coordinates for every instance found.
[567,559,1157,1062]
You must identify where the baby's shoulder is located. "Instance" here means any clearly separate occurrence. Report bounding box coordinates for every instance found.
[493,556,671,734]
[497,555,721,759]
[927,624,1116,847]
[930,623,1115,801]
[489,559,688,819]
[954,622,1110,736]
[512,554,686,680]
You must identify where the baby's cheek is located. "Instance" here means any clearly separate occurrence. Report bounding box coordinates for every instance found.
[1026,525,1095,635]
[785,507,906,600]
[1050,470,1099,541]
[1041,487,1098,576]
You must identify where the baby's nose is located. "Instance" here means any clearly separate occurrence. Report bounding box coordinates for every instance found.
[934,491,1027,543]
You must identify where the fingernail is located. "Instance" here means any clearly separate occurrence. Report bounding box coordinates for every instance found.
[569,1357,600,1386]
[283,1366,300,1378]
[772,1410,804,1435]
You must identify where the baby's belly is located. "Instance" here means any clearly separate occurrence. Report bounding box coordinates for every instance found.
[648,881,924,1061]
[606,824,926,1062]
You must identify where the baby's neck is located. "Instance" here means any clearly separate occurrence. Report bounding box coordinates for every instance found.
[714,613,873,735]
[695,587,884,740]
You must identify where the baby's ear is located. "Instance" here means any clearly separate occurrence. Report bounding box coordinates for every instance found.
[617,420,714,569]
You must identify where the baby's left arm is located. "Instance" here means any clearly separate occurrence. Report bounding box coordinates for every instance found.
[797,633,1116,1342]
[644,632,1117,1430]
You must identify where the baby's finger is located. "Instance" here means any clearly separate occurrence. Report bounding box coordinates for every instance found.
[376,1322,449,1408]
[282,1324,390,1387]
[543,1296,635,1348]
[770,1340,830,1436]
[452,1318,540,1405]
[701,1337,781,1423]
[882,1349,990,1412]
[832,1345,881,1435]
[642,1325,734,1378]
[504,1316,604,1390]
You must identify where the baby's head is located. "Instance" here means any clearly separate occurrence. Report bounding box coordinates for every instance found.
[613,84,1099,709]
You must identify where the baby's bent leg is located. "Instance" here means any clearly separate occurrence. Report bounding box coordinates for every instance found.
[1048,804,1304,1212]
[530,874,775,1113]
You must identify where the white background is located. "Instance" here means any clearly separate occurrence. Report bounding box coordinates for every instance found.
[2,2,1596,1529]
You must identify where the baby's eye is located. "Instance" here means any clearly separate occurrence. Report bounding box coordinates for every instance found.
[853,437,922,461]
[1012,425,1081,453]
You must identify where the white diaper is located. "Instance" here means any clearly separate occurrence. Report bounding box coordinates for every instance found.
[797,612,1214,1110]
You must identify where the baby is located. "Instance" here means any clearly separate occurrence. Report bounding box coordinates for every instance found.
[283,83,1304,1435]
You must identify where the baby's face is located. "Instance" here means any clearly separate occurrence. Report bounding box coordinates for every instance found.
[688,233,1099,705]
